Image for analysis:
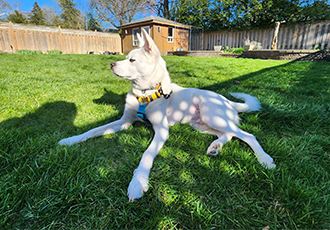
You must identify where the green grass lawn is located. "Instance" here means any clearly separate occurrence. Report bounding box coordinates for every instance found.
[0,53,329,229]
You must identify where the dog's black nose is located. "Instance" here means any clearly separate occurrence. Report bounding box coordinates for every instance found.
[110,62,116,69]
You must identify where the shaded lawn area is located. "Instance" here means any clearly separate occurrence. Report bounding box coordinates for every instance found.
[0,53,329,229]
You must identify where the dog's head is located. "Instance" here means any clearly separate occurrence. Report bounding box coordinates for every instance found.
[111,29,168,89]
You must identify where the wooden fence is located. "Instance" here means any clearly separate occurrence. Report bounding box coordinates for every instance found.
[203,21,330,50]
[0,22,121,54]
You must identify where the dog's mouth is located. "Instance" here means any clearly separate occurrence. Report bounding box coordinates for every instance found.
[120,75,132,79]
[112,71,132,80]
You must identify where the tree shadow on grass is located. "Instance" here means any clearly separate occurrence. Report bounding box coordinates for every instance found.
[0,101,77,141]
[93,88,126,107]
[1,59,330,229]
[0,101,76,228]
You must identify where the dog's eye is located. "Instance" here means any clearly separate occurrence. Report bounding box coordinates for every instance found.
[129,58,136,63]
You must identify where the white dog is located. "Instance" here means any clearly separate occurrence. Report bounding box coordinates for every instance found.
[59,29,275,200]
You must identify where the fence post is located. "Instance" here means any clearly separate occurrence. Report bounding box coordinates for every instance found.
[94,30,98,53]
[58,26,65,54]
[8,21,16,52]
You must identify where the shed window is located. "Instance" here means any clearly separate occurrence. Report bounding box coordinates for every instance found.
[168,27,174,43]
[133,28,139,46]
[141,26,150,35]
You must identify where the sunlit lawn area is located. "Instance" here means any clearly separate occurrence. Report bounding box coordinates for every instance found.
[0,53,329,229]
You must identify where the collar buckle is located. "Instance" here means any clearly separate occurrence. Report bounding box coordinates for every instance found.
[140,96,150,104]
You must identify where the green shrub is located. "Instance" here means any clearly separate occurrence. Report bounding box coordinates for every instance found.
[16,50,43,54]
[47,50,63,55]
[231,47,244,53]
[223,47,244,53]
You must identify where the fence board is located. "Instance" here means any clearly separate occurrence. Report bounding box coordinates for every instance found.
[0,30,3,50]
[0,22,121,54]
[201,21,330,50]
[326,24,330,49]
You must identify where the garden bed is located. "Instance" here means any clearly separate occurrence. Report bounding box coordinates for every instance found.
[168,51,225,57]
[167,51,240,58]
[240,50,330,61]
[168,50,330,61]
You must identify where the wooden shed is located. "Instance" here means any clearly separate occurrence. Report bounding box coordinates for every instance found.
[119,16,191,55]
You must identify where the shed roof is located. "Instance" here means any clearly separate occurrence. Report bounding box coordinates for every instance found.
[119,16,191,29]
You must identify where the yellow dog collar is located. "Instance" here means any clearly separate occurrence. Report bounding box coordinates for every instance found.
[134,82,172,125]
[135,91,162,104]
[133,83,163,105]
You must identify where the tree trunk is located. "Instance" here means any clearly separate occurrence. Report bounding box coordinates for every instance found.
[163,0,169,19]
[271,22,281,50]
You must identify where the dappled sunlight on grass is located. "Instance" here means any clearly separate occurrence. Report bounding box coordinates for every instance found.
[157,216,182,229]
[158,184,180,206]
[98,166,113,178]
[179,169,196,185]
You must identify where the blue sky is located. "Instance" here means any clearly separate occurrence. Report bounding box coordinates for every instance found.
[18,0,87,12]
[16,0,153,29]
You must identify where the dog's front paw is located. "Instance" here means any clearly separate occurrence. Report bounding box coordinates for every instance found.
[58,135,85,146]
[58,137,74,146]
[127,168,149,201]
[258,154,276,169]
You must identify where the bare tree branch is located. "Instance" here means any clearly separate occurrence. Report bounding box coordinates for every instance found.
[0,0,12,18]
[90,0,155,28]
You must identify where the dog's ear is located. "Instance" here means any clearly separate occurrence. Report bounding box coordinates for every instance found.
[141,28,160,57]
[137,33,144,47]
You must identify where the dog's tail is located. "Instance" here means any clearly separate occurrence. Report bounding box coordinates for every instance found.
[228,93,261,113]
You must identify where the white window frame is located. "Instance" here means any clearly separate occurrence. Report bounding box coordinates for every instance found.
[168,27,174,43]
[132,28,139,46]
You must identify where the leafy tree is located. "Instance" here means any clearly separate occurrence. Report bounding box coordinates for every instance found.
[7,10,27,23]
[58,0,83,29]
[239,0,330,28]
[299,1,330,21]
[170,0,211,28]
[171,0,330,31]
[87,13,102,31]
[29,1,46,25]
[239,0,302,28]
[207,0,238,30]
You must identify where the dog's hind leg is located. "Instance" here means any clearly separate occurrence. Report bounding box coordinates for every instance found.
[207,123,275,168]
[198,96,275,169]
[191,122,233,156]
[205,121,275,168]
[233,129,275,169]
[206,132,233,156]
